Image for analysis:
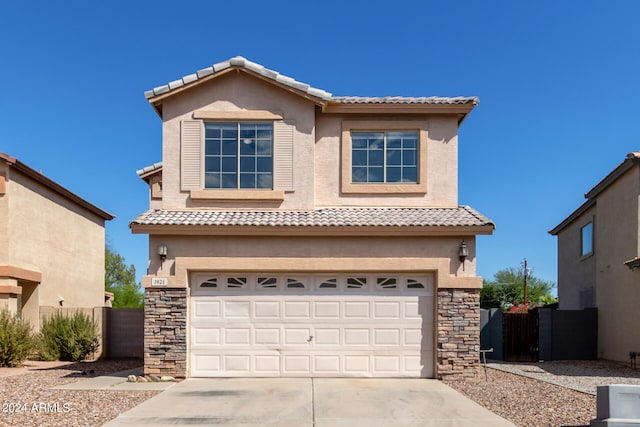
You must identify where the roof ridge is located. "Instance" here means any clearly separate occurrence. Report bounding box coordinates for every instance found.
[145,56,333,101]
[144,57,479,107]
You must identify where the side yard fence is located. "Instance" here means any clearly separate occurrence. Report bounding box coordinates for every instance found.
[481,307,597,362]
[40,307,144,359]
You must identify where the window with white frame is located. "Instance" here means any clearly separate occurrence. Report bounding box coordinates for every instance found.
[351,131,418,183]
[204,122,273,189]
[581,221,593,257]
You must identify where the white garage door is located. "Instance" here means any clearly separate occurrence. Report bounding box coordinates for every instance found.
[189,274,434,378]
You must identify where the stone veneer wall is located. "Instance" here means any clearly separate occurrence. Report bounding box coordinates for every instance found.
[144,288,187,378]
[436,288,480,379]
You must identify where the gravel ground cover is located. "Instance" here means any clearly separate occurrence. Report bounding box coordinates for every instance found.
[0,359,159,427]
[444,360,640,427]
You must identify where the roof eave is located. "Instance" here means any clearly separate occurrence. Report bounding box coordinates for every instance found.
[0,153,115,221]
[584,157,640,200]
[130,223,495,237]
[146,66,330,118]
[548,198,596,235]
[321,101,476,122]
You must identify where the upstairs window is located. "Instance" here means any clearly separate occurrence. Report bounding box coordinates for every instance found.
[581,221,593,257]
[351,131,418,183]
[204,122,273,189]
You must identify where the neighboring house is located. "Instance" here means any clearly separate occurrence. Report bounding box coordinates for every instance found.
[0,152,114,348]
[131,56,494,379]
[550,151,640,362]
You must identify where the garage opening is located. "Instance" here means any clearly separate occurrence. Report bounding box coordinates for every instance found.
[189,273,434,378]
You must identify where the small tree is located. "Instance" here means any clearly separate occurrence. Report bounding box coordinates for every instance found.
[105,244,144,308]
[481,266,556,311]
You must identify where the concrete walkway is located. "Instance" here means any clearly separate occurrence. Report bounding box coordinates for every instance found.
[53,368,174,391]
[104,377,515,427]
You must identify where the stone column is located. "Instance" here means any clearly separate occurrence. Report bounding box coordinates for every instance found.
[144,288,187,378]
[436,288,480,379]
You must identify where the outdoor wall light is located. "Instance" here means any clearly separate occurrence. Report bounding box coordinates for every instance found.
[157,244,168,262]
[459,241,469,270]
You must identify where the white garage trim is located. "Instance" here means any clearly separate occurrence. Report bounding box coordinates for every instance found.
[189,274,434,378]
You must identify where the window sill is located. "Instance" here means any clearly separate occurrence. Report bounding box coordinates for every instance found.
[341,182,427,194]
[190,189,285,202]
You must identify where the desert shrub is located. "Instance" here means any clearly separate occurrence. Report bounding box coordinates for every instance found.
[0,309,33,367]
[38,311,99,361]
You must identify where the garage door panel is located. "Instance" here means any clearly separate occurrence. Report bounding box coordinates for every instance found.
[344,301,370,318]
[192,354,221,373]
[224,328,251,345]
[190,274,434,378]
[193,300,221,318]
[283,355,311,373]
[225,355,251,372]
[374,301,401,318]
[193,328,220,345]
[314,328,340,345]
[254,328,280,345]
[344,328,370,345]
[344,355,370,373]
[254,301,280,318]
[284,301,311,318]
[224,301,251,318]
[313,355,340,374]
[285,328,312,345]
[314,301,340,318]
[374,329,401,345]
[255,355,280,373]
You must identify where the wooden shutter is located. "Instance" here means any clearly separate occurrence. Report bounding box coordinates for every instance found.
[181,120,202,190]
[273,120,294,191]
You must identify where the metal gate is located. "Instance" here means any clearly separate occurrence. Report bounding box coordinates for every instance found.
[503,312,539,362]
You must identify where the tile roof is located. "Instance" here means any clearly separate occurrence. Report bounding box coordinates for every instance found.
[331,96,479,105]
[130,206,494,229]
[144,56,478,106]
[145,56,333,101]
[136,162,162,177]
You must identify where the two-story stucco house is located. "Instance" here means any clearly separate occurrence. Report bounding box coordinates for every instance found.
[550,151,640,363]
[0,152,114,340]
[131,57,494,379]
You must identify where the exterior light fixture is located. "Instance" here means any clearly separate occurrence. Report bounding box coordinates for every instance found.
[157,244,168,262]
[459,240,468,270]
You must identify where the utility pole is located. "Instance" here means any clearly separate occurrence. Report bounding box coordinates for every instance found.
[523,258,528,304]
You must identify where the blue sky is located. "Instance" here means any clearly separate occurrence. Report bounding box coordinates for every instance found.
[2,1,639,290]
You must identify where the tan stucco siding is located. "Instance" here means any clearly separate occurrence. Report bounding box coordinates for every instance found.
[145,235,480,289]
[593,167,640,361]
[0,164,8,262]
[556,204,597,310]
[160,72,316,210]
[314,115,459,207]
[5,169,106,313]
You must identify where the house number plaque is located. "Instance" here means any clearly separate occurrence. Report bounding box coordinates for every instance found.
[151,278,168,287]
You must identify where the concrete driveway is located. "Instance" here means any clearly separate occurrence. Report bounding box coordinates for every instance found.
[103,378,514,427]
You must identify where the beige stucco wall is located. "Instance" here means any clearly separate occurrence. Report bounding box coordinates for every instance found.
[592,167,640,361]
[315,115,459,207]
[145,234,480,290]
[0,163,9,262]
[556,204,597,310]
[2,168,107,329]
[557,165,640,362]
[161,72,316,210]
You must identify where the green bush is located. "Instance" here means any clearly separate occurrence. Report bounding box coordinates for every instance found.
[0,309,33,367]
[38,312,99,361]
